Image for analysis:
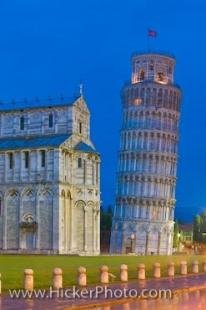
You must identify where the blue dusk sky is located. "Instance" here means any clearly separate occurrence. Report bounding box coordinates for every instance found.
[0,0,205,222]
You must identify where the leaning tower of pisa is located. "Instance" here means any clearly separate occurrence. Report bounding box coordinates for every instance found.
[110,52,181,255]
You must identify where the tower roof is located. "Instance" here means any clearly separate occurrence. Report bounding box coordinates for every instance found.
[131,50,175,61]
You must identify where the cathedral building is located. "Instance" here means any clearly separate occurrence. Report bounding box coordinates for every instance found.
[110,52,181,255]
[0,95,100,255]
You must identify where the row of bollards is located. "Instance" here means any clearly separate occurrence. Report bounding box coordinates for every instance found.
[22,260,206,291]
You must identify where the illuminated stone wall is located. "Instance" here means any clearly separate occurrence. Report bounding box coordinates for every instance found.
[0,96,100,255]
[110,52,181,255]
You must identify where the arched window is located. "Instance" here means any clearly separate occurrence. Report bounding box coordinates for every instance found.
[40,150,46,167]
[139,206,143,218]
[139,70,145,81]
[20,116,25,130]
[146,206,149,219]
[9,153,14,169]
[157,72,164,82]
[79,122,82,134]
[96,162,99,184]
[24,151,29,169]
[49,113,53,128]
[78,158,82,168]
[149,62,154,70]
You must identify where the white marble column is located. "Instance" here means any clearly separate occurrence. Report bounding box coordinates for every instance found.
[36,195,40,250]
[84,207,87,252]
[2,195,7,250]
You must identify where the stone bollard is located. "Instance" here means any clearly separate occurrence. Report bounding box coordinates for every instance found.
[167,262,175,277]
[120,264,128,282]
[78,266,87,286]
[192,261,199,273]
[180,261,187,275]
[24,269,34,291]
[100,265,109,284]
[138,264,145,280]
[52,268,63,289]
[153,263,161,278]
[203,261,206,272]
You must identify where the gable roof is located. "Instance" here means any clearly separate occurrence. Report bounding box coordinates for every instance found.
[74,141,98,154]
[73,96,90,114]
[0,134,71,151]
[0,95,81,113]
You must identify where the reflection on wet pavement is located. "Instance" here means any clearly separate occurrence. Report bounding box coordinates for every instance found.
[95,289,206,310]
[2,274,206,309]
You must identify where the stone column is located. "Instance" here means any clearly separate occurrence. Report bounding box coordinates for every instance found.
[145,231,149,255]
[96,209,100,253]
[93,209,96,253]
[62,195,66,252]
[64,194,68,253]
[166,232,171,255]
[68,197,73,252]
[2,195,7,250]
[157,231,161,255]
[18,193,23,250]
[52,188,59,252]
[35,193,40,250]
[84,207,87,252]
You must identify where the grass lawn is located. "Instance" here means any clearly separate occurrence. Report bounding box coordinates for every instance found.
[1,254,206,291]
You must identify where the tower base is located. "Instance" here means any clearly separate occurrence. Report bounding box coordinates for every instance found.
[110,219,174,255]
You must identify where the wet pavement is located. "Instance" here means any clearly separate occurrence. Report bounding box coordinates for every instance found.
[2,274,206,309]
[94,289,206,310]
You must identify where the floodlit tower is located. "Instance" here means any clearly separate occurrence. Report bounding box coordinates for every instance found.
[110,52,181,255]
